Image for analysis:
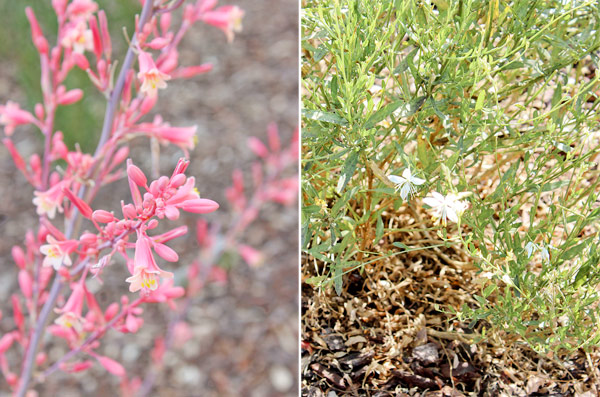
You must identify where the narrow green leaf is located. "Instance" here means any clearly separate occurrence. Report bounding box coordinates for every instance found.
[303,109,348,126]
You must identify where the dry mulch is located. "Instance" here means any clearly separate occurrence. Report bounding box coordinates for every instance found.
[301,203,600,396]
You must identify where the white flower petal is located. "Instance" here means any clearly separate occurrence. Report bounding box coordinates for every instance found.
[400,183,410,200]
[388,175,405,184]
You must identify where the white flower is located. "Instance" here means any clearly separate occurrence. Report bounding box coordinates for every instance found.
[422,191,468,226]
[388,168,425,200]
[525,241,537,258]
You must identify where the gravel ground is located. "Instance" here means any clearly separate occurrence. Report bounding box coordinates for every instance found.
[0,1,298,396]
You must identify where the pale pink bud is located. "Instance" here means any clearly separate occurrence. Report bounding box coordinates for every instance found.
[63,187,93,218]
[181,198,219,214]
[125,313,140,333]
[61,360,94,373]
[12,295,24,331]
[110,146,129,170]
[30,153,41,176]
[25,8,49,54]
[238,244,264,268]
[3,139,26,172]
[183,4,196,23]
[98,11,111,59]
[196,219,208,246]
[151,337,165,364]
[159,12,171,34]
[172,64,213,79]
[104,302,119,321]
[157,48,178,74]
[139,94,157,115]
[80,232,97,245]
[89,15,102,58]
[18,269,33,298]
[36,352,47,366]
[97,355,126,377]
[170,173,186,188]
[92,210,114,223]
[153,242,178,262]
[0,332,15,353]
[12,246,26,270]
[72,52,90,70]
[35,103,44,119]
[172,158,189,176]
[122,203,137,219]
[5,373,17,387]
[127,161,147,187]
[147,37,170,50]
[52,0,68,16]
[247,137,268,158]
[58,89,84,105]
[147,219,158,229]
[267,122,280,152]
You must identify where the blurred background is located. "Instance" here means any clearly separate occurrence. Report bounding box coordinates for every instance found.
[0,1,298,395]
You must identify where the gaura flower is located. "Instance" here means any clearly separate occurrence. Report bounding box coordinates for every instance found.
[137,51,171,97]
[388,168,425,200]
[422,191,468,226]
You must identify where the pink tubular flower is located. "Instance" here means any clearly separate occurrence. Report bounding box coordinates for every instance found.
[200,5,244,43]
[54,281,86,332]
[137,51,171,97]
[33,183,67,219]
[65,0,98,21]
[61,21,93,53]
[39,235,78,270]
[131,116,197,151]
[126,235,173,294]
[0,101,36,136]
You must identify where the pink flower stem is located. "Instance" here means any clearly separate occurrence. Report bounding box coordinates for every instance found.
[93,0,154,158]
[16,4,155,392]
[43,297,144,377]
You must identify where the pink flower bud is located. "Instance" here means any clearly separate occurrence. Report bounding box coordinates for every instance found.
[127,161,147,187]
[58,89,84,105]
[96,356,125,376]
[63,187,93,219]
[122,203,137,219]
[26,8,49,54]
[92,210,115,223]
[18,269,33,298]
[181,198,219,214]
[153,242,178,262]
[0,332,15,354]
[36,352,47,366]
[12,246,26,269]
[170,173,186,188]
[172,64,213,79]
[80,232,97,245]
[238,245,264,268]
[52,0,68,16]
[61,361,94,373]
[3,139,26,172]
[110,146,129,170]
[89,15,102,59]
[104,302,119,321]
[146,37,170,50]
[35,103,45,119]
[147,219,158,229]
[267,122,281,152]
[72,52,90,70]
[98,11,111,59]
[139,94,157,115]
[247,137,268,158]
